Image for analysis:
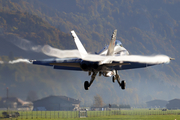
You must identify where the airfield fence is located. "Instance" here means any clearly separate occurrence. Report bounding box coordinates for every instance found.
[1,109,180,119]
[0,110,121,119]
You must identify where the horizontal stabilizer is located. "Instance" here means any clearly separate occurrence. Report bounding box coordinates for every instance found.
[104,63,131,66]
[49,63,80,67]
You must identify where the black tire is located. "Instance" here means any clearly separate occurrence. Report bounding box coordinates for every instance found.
[112,76,115,83]
[121,80,126,90]
[84,81,89,90]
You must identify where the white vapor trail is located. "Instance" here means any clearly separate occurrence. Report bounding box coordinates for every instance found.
[7,35,43,52]
[8,59,31,64]
[0,59,31,64]
[42,45,171,64]
[42,45,81,58]
[6,34,171,65]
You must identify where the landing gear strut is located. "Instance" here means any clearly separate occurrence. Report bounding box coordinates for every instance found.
[84,71,126,90]
[112,70,126,90]
[84,72,97,90]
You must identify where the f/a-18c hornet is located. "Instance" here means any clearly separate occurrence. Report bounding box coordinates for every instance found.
[31,29,174,90]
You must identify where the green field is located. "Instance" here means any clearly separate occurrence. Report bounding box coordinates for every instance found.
[1,115,180,120]
[1,109,180,120]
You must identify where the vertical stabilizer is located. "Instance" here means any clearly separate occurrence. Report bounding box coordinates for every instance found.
[71,30,87,57]
[107,29,117,56]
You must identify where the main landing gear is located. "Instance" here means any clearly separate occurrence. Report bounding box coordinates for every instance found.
[84,72,97,90]
[84,71,126,90]
[112,70,126,90]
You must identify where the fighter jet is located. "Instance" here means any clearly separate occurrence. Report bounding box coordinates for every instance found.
[31,29,174,90]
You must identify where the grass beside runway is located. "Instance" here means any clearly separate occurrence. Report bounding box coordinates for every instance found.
[1,115,180,120]
[0,109,180,120]
[81,115,180,120]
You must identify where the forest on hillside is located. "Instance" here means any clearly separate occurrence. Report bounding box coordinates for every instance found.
[0,0,179,106]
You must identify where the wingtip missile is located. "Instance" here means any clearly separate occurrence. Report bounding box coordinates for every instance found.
[170,58,175,60]
[29,59,36,63]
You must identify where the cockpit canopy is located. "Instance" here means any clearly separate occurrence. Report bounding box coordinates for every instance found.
[97,40,123,54]
[115,40,123,47]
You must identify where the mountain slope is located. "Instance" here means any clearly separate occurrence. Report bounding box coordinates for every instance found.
[0,10,76,58]
[0,0,179,106]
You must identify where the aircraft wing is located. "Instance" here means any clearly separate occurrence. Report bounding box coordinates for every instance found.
[81,54,171,65]
[32,58,82,71]
[41,42,172,66]
[31,54,172,72]
[88,54,172,70]
[38,30,172,71]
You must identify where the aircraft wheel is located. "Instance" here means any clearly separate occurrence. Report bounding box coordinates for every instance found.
[84,81,89,90]
[121,80,126,90]
[112,76,115,83]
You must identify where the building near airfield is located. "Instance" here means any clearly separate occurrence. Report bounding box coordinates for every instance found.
[146,99,168,108]
[166,99,180,110]
[0,97,33,110]
[33,95,80,111]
